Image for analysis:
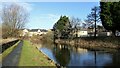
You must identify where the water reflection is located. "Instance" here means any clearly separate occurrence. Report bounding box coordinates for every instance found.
[39,43,120,67]
[103,52,120,66]
[53,44,71,66]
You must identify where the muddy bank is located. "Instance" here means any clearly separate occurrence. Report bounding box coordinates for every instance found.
[55,37,120,51]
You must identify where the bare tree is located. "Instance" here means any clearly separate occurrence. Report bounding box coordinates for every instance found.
[82,23,87,29]
[70,17,81,29]
[70,17,81,38]
[1,3,29,38]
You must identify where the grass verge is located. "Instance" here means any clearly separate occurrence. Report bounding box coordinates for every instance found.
[0,41,20,62]
[18,40,56,66]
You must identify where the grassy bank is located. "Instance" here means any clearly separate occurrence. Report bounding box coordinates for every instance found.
[19,40,56,66]
[0,41,20,62]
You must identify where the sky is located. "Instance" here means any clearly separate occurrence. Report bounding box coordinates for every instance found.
[27,2,100,29]
[1,0,100,2]
[0,0,100,29]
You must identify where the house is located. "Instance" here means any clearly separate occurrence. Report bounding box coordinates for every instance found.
[77,30,88,37]
[72,28,88,37]
[19,29,29,36]
[20,29,48,37]
[29,29,44,36]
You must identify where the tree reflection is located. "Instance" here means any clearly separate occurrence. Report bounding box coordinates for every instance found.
[52,43,71,66]
[103,51,120,67]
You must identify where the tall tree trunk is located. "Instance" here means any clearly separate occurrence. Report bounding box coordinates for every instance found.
[112,30,116,37]
[94,21,97,38]
[94,9,97,38]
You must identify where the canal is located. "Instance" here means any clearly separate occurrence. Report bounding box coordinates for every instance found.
[39,43,120,67]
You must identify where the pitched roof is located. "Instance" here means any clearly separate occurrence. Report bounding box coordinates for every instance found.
[29,29,47,32]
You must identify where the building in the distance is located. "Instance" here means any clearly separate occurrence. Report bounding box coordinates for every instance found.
[20,29,48,37]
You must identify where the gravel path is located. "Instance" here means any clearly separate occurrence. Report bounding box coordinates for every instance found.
[2,40,23,66]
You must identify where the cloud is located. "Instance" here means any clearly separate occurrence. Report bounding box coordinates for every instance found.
[38,14,60,21]
[1,2,33,12]
[18,2,33,12]
[38,14,60,26]
[47,14,60,20]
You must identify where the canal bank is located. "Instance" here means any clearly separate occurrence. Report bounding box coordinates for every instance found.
[19,40,57,66]
[55,37,120,51]
[36,46,60,67]
[33,42,62,67]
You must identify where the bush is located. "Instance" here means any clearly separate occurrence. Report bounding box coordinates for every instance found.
[42,31,54,43]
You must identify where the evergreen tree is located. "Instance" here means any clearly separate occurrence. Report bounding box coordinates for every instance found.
[100,1,120,36]
[53,16,71,39]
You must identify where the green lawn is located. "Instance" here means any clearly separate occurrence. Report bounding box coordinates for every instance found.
[19,40,56,66]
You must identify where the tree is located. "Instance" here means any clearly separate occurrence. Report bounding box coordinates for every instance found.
[100,2,120,36]
[1,3,29,38]
[70,17,81,29]
[86,6,100,38]
[70,17,81,38]
[53,16,71,39]
[82,23,87,29]
[97,25,104,32]
[111,2,120,31]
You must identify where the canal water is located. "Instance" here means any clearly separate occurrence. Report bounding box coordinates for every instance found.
[39,43,120,67]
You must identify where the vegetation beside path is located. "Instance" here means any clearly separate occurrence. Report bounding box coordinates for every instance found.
[19,40,56,66]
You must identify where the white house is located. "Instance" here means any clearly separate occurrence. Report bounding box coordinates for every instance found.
[20,29,29,36]
[77,31,88,37]
[107,32,112,36]
[29,29,42,36]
